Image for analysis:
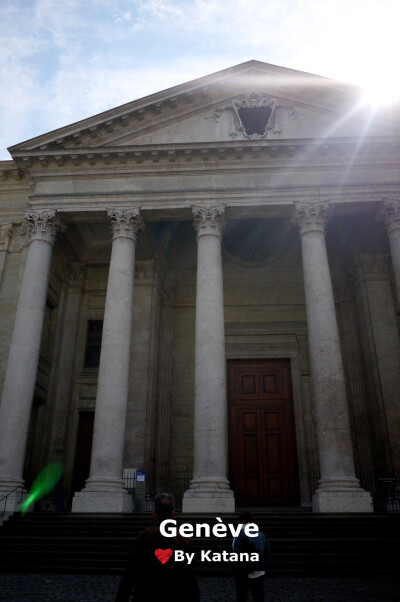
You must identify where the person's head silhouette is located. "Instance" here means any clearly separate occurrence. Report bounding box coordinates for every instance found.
[153,493,175,524]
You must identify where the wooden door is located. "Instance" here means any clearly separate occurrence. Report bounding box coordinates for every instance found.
[71,411,94,494]
[228,360,299,506]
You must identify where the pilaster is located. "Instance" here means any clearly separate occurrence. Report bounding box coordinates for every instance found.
[0,223,13,289]
[332,264,375,489]
[154,284,177,490]
[45,263,87,467]
[377,198,400,305]
[355,253,400,474]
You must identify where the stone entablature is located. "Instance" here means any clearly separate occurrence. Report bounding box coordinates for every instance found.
[9,137,400,172]
[0,164,25,182]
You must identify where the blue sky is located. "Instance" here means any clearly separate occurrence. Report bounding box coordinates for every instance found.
[1,0,399,160]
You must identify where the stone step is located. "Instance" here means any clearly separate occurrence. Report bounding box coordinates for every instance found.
[1,511,398,577]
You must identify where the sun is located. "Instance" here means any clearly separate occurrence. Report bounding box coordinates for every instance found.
[362,76,400,106]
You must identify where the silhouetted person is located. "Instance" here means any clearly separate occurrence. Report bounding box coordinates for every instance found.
[233,511,270,602]
[115,493,200,602]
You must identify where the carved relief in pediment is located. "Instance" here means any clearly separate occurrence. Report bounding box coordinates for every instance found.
[207,92,301,140]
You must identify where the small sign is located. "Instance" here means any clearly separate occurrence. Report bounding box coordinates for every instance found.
[136,470,147,482]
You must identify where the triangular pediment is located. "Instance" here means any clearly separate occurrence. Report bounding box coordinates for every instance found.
[8,60,400,158]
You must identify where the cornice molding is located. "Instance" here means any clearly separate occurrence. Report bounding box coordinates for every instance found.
[8,96,200,155]
[0,165,25,182]
[8,60,368,155]
[10,137,400,174]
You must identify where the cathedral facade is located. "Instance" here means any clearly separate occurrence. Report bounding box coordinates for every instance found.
[0,61,399,514]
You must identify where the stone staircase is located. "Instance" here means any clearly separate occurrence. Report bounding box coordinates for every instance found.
[0,509,399,576]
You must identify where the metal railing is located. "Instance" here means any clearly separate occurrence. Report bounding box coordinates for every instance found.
[363,473,400,512]
[0,486,24,518]
[150,472,193,511]
[122,469,137,493]
[139,472,193,512]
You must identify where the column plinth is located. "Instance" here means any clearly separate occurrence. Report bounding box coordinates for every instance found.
[182,206,234,513]
[294,202,372,513]
[378,198,400,305]
[72,208,143,513]
[0,210,62,511]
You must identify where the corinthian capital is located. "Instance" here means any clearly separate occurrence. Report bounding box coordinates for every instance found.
[377,198,400,234]
[192,205,225,238]
[67,262,87,287]
[292,201,329,236]
[0,223,13,251]
[107,208,144,241]
[24,210,62,245]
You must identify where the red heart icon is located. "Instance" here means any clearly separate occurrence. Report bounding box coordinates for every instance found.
[155,548,173,564]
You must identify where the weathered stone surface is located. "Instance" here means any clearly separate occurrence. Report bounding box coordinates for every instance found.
[0,62,399,514]
[0,211,62,507]
[71,209,142,513]
[182,206,235,512]
[293,202,373,512]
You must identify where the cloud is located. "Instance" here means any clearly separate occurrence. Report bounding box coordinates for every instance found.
[1,0,399,159]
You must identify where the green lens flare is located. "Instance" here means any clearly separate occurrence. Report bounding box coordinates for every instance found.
[19,462,63,516]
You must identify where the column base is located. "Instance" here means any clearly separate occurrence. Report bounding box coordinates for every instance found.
[72,490,133,513]
[312,478,373,513]
[182,477,235,513]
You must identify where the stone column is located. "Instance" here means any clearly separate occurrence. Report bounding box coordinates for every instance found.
[72,208,142,513]
[182,205,235,513]
[293,202,372,512]
[0,210,61,511]
[378,198,400,305]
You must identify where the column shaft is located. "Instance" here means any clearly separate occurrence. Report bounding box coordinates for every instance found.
[72,208,142,513]
[294,202,372,512]
[182,205,234,513]
[0,211,60,510]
